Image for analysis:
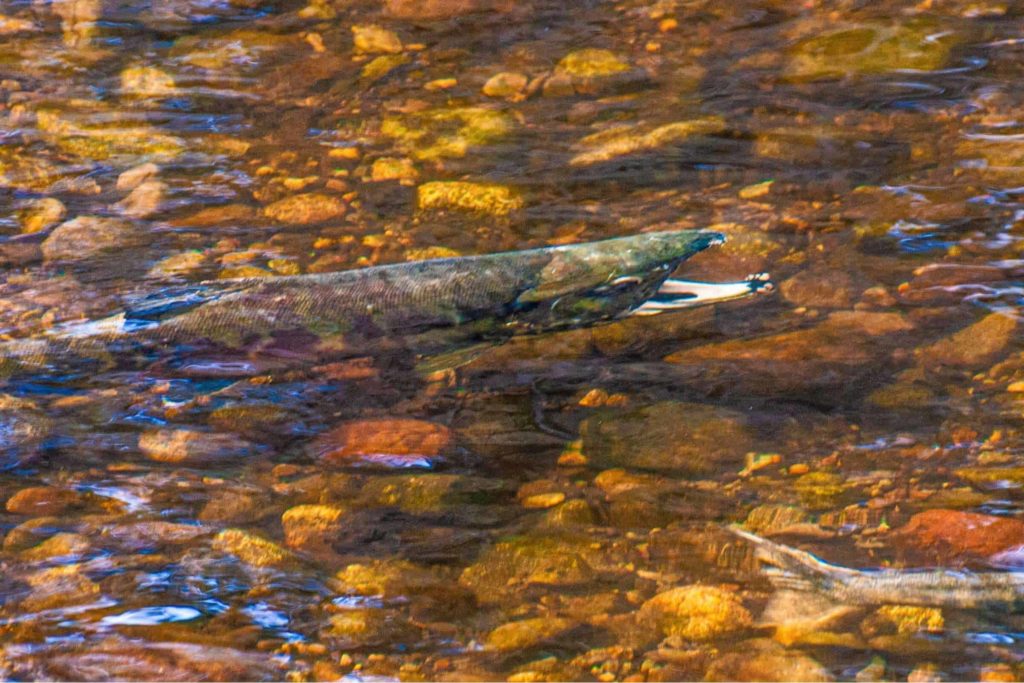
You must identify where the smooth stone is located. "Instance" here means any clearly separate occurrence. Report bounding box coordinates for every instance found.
[311,418,453,467]
[262,193,346,225]
[17,197,66,234]
[580,401,754,474]
[138,429,256,464]
[41,216,139,261]
[638,585,753,641]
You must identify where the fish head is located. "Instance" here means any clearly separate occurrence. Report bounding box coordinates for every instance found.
[509,229,738,333]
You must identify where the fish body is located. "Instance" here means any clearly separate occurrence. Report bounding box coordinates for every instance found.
[729,525,1024,609]
[1,230,770,378]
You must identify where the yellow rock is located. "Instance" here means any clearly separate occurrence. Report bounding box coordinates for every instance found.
[521,492,565,509]
[417,181,523,215]
[219,265,273,279]
[351,24,403,54]
[212,528,297,568]
[281,504,345,550]
[405,245,461,261]
[380,106,514,161]
[482,71,528,98]
[120,65,178,96]
[22,564,101,611]
[557,49,630,77]
[369,157,418,182]
[639,585,752,641]
[484,617,575,652]
[874,605,944,635]
[570,118,725,166]
[17,197,65,234]
[425,77,457,90]
[263,193,347,225]
[360,53,410,82]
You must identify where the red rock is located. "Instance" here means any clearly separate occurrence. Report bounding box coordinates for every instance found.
[311,418,453,466]
[894,509,1024,561]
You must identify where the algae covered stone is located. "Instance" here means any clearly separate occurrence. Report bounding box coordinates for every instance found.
[485,617,576,652]
[551,48,647,96]
[459,535,597,601]
[580,401,754,474]
[351,24,402,54]
[17,198,66,234]
[281,504,346,550]
[380,106,515,161]
[639,585,752,641]
[417,181,523,215]
[262,193,347,225]
[212,528,297,568]
[120,65,178,96]
[570,118,725,166]
[786,20,956,80]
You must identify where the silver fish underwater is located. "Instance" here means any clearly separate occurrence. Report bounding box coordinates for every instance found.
[0,230,771,379]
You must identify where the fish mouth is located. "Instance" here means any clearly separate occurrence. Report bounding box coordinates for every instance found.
[629,272,774,317]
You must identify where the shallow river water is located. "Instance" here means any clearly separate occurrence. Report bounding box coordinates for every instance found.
[2,0,1024,680]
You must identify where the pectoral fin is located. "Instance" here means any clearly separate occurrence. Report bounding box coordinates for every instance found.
[415,342,497,376]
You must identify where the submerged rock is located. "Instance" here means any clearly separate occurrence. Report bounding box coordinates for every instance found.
[41,216,139,261]
[21,564,101,611]
[212,528,298,568]
[485,617,577,652]
[120,65,178,97]
[16,198,66,234]
[639,585,752,641]
[383,0,513,20]
[116,180,167,219]
[0,640,288,681]
[915,312,1017,369]
[459,535,597,602]
[138,429,256,465]
[351,24,402,54]
[380,106,515,161]
[893,509,1024,562]
[483,71,528,98]
[786,19,956,80]
[6,486,82,516]
[262,193,346,225]
[553,48,647,96]
[665,311,915,400]
[570,118,725,166]
[416,181,523,215]
[281,504,346,551]
[706,641,833,681]
[311,418,453,467]
[580,401,754,474]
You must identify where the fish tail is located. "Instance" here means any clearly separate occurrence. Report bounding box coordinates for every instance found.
[726,525,855,595]
[0,336,115,379]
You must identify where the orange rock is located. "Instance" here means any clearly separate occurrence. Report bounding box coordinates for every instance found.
[311,418,453,466]
[5,486,81,516]
[894,509,1024,561]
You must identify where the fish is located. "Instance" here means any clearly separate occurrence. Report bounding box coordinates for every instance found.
[0,230,772,379]
[727,525,1024,609]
